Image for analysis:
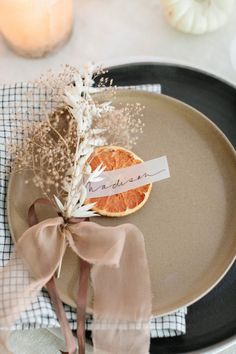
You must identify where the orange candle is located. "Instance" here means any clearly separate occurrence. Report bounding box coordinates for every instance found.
[0,0,74,58]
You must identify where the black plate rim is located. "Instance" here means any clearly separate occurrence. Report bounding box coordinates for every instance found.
[105,60,236,91]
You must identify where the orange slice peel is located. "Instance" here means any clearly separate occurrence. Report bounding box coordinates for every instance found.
[86,146,152,217]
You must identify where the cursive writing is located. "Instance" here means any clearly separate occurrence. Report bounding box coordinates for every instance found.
[87,168,166,194]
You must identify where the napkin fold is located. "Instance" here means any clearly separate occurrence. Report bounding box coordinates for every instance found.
[0,81,187,339]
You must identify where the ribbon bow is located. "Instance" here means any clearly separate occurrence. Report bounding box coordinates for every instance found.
[0,200,152,354]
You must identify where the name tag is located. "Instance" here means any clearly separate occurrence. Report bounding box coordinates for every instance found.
[87,156,170,198]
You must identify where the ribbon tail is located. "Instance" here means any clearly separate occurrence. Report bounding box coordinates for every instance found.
[0,217,65,354]
[0,252,52,354]
[69,221,152,354]
[46,277,77,354]
[77,258,91,354]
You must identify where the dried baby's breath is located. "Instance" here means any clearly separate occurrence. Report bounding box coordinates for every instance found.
[94,102,145,149]
[9,109,76,200]
[9,65,144,218]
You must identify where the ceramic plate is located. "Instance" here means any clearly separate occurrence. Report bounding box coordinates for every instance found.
[101,63,236,353]
[7,90,236,317]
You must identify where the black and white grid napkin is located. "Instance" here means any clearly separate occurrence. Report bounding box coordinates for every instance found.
[0,82,187,337]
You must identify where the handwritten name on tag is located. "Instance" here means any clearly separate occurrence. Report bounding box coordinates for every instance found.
[87,156,170,198]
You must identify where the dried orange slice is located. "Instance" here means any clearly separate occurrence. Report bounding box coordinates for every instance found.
[86,146,152,217]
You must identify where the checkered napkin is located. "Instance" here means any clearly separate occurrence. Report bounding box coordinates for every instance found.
[0,82,187,337]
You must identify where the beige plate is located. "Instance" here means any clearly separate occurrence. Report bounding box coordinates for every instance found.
[7,90,236,316]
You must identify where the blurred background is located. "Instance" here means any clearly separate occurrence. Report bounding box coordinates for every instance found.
[0,0,235,84]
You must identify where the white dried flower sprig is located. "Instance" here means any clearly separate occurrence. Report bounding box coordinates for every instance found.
[54,65,113,219]
[55,163,105,218]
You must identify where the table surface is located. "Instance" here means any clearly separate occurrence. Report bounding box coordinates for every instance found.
[0,0,236,86]
[1,1,236,353]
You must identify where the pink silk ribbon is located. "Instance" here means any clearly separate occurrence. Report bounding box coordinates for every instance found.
[28,198,90,354]
[0,216,152,353]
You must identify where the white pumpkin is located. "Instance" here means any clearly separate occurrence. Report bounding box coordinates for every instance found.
[161,0,235,34]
